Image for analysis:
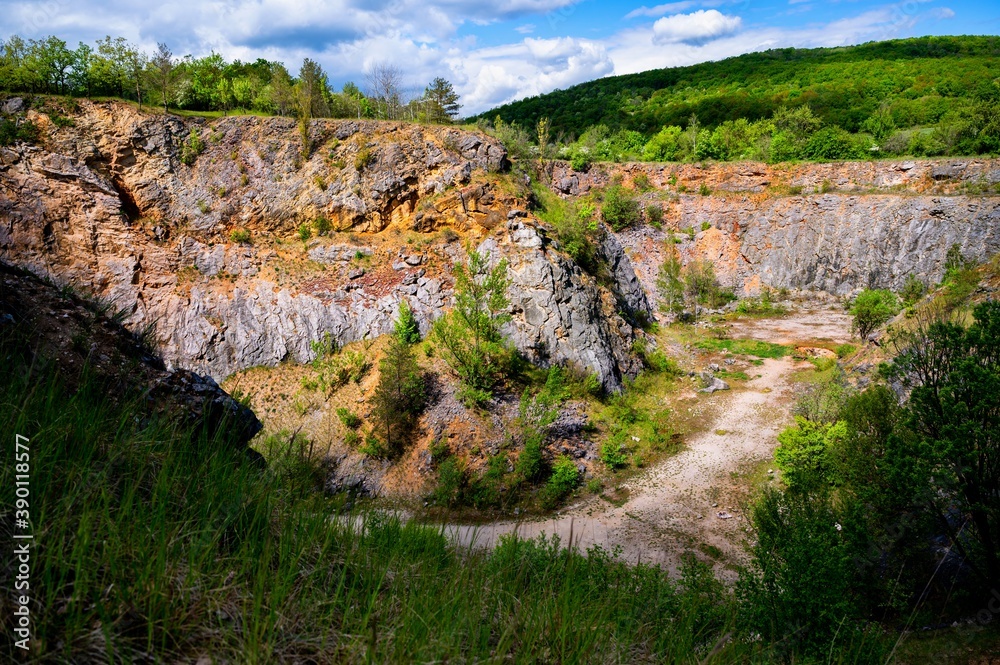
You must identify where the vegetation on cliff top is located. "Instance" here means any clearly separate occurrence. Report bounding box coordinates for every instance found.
[473,36,1000,163]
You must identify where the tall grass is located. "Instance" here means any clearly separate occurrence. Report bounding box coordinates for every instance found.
[0,320,889,663]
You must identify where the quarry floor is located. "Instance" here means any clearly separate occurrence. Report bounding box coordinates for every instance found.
[442,305,854,580]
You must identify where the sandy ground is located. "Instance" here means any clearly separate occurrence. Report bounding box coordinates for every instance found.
[441,306,853,579]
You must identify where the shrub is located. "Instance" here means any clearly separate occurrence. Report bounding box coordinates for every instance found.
[540,456,580,508]
[698,183,711,196]
[432,457,466,507]
[180,128,205,165]
[336,407,362,429]
[313,215,332,236]
[835,343,857,358]
[355,146,374,170]
[229,228,251,244]
[601,184,641,231]
[632,173,652,191]
[645,204,664,228]
[849,289,900,340]
[899,274,926,306]
[775,417,847,492]
[297,224,312,242]
[0,118,40,146]
[600,439,629,470]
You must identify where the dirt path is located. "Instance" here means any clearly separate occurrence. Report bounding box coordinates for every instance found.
[443,307,853,579]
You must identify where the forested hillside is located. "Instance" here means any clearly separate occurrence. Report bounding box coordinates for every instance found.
[474,36,1000,163]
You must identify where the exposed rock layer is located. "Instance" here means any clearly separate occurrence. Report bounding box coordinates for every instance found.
[0,100,644,391]
[552,160,1000,295]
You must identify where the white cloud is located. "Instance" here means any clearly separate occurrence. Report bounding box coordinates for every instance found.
[651,10,742,45]
[515,24,537,34]
[625,2,697,19]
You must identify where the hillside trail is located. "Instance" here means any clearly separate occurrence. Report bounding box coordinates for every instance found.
[442,306,853,581]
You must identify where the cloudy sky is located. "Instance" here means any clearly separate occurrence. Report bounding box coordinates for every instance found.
[2,0,997,115]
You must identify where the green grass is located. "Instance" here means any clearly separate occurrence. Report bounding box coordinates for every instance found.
[0,320,763,663]
[695,338,791,359]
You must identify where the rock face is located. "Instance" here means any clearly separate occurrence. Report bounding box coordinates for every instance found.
[552,160,1000,295]
[483,222,644,392]
[0,100,644,392]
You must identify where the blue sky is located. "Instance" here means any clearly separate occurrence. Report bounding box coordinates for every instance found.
[1,0,997,114]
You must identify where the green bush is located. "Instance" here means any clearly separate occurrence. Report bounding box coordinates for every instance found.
[601,184,641,231]
[229,228,251,244]
[540,455,580,508]
[645,204,664,228]
[336,407,362,430]
[599,439,629,470]
[313,215,332,236]
[0,117,40,146]
[432,249,514,402]
[834,343,857,358]
[899,274,926,306]
[297,224,312,242]
[849,289,900,340]
[774,417,847,492]
[370,335,426,458]
[180,128,205,165]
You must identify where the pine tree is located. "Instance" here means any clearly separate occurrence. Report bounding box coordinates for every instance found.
[424,77,460,124]
[395,300,421,344]
[370,335,426,457]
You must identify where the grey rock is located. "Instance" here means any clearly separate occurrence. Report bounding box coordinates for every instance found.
[2,97,24,114]
[699,375,730,394]
[348,268,365,280]
[404,254,423,266]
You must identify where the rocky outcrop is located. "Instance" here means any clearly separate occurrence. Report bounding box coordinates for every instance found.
[483,222,643,392]
[0,262,263,451]
[551,159,1000,295]
[0,100,643,392]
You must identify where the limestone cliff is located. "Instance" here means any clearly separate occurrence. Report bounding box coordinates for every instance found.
[0,99,644,391]
[550,159,1000,296]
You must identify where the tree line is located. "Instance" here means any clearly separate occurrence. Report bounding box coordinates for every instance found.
[475,35,1000,164]
[0,34,461,123]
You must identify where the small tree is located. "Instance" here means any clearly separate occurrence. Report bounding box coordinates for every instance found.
[601,183,641,231]
[850,289,900,340]
[370,334,426,458]
[683,259,723,320]
[656,247,685,315]
[395,300,421,344]
[432,249,513,406]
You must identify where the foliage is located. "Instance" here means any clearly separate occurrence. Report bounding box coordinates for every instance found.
[775,417,848,492]
[229,228,251,244]
[540,455,580,508]
[850,289,900,340]
[734,288,786,317]
[431,249,513,406]
[336,407,362,430]
[422,77,460,123]
[899,273,927,306]
[656,247,685,315]
[313,215,332,236]
[694,338,790,359]
[473,36,1000,163]
[0,117,40,145]
[885,301,1000,584]
[600,183,641,231]
[645,203,663,228]
[297,223,312,242]
[534,187,601,274]
[370,335,426,458]
[179,127,204,165]
[394,299,421,344]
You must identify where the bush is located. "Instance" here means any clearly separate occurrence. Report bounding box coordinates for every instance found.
[313,215,332,236]
[336,407,362,430]
[849,289,900,340]
[645,204,664,228]
[774,417,847,492]
[229,228,251,244]
[835,343,857,358]
[0,118,40,146]
[297,224,312,242]
[599,439,629,470]
[180,128,205,165]
[432,457,466,507]
[601,184,641,231]
[540,455,580,508]
[899,274,926,306]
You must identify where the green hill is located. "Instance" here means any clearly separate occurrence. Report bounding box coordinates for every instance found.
[472,36,1000,163]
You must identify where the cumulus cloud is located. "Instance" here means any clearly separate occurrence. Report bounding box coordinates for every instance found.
[651,10,742,45]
